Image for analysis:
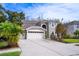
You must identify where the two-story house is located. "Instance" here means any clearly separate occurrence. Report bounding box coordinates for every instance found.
[23,19,58,40]
[65,21,79,36]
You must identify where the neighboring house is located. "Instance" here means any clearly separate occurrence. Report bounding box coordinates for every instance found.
[65,21,79,36]
[23,19,58,39]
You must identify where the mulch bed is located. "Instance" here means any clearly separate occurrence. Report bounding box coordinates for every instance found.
[0,44,19,50]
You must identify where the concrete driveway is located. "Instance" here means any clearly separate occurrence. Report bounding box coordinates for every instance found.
[19,39,79,56]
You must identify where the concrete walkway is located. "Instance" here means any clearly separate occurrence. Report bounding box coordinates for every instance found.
[19,39,79,56]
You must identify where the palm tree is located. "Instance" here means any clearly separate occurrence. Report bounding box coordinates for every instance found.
[0,21,23,46]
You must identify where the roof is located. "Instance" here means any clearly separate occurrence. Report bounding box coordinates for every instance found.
[48,20,60,23]
[23,20,39,28]
[64,21,79,28]
[66,21,79,25]
[22,19,59,29]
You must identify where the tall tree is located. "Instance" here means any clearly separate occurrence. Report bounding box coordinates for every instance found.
[0,4,7,23]
[6,10,25,26]
[0,11,7,22]
[0,4,25,25]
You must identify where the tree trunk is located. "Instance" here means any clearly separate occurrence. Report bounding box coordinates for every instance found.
[57,33,63,42]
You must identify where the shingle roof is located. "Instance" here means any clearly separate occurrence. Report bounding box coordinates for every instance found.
[22,19,58,29]
[64,21,79,28]
[64,21,79,25]
[23,20,39,28]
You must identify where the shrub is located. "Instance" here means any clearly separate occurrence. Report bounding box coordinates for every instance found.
[63,34,72,39]
[75,44,79,46]
[73,36,79,39]
[50,32,57,40]
[45,31,49,39]
[0,41,8,48]
[0,21,23,46]
[74,30,79,39]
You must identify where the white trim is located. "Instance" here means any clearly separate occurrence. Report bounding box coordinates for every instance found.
[26,26,46,31]
[41,24,47,30]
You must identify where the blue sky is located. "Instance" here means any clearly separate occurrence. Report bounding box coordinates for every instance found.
[2,3,79,22]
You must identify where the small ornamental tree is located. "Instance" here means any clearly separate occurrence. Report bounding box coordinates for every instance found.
[55,23,66,42]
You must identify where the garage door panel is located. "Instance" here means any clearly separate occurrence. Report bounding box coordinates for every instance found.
[28,31,44,33]
[27,32,44,40]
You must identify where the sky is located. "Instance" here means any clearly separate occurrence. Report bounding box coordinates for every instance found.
[2,3,79,22]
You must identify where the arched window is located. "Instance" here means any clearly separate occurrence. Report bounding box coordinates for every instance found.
[42,25,46,29]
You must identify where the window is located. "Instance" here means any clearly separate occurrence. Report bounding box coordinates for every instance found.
[42,25,46,29]
[52,24,54,26]
[77,25,79,28]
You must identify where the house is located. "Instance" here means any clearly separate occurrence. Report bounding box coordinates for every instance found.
[65,21,79,36]
[23,19,59,39]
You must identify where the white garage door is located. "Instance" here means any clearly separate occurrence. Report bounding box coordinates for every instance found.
[27,31,44,40]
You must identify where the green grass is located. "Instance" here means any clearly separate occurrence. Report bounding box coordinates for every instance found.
[0,51,21,56]
[63,39,79,43]
[0,41,8,48]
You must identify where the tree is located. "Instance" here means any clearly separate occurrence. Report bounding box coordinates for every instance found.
[0,4,25,46]
[0,4,25,25]
[6,10,25,26]
[74,30,79,38]
[0,4,7,23]
[0,11,7,22]
[55,23,66,42]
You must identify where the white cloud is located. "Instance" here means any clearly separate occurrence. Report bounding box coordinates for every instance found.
[21,3,79,22]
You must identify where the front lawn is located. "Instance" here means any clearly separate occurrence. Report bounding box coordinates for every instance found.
[63,39,79,43]
[0,51,21,56]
